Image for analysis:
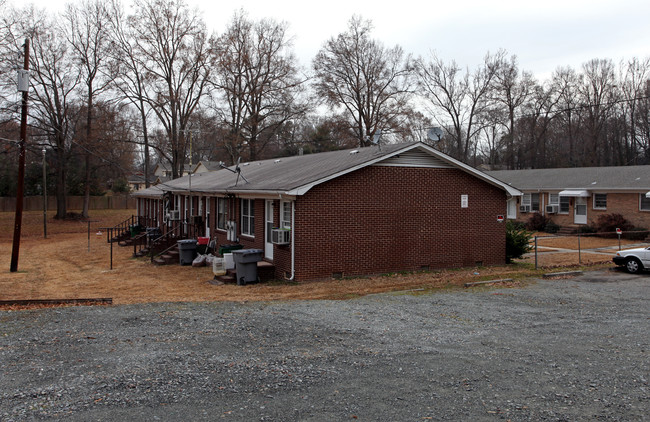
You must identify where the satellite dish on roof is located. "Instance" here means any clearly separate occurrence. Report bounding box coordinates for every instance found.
[369,129,383,151]
[219,156,249,185]
[427,127,444,142]
[371,129,382,145]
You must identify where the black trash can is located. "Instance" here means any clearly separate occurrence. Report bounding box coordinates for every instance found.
[177,239,198,265]
[231,249,263,285]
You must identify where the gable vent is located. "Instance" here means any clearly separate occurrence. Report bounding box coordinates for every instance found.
[375,148,453,168]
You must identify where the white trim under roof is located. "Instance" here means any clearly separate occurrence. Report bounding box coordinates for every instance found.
[559,190,591,197]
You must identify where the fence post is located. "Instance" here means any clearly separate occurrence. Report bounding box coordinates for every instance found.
[578,233,581,264]
[534,236,538,270]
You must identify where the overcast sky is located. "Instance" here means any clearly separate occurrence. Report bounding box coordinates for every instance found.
[24,0,650,80]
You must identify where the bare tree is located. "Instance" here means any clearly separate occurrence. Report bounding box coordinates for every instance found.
[619,57,650,164]
[107,0,155,187]
[550,66,581,166]
[64,0,113,217]
[517,81,559,168]
[212,11,308,162]
[577,58,618,166]
[491,54,536,169]
[312,16,413,147]
[128,0,213,179]
[3,6,80,217]
[416,51,500,162]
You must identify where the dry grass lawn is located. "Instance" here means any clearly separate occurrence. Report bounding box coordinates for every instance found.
[0,210,623,306]
[522,232,645,268]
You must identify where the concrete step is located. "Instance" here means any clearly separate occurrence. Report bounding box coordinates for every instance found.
[134,248,150,257]
[215,274,236,284]
[152,258,167,266]
[557,226,579,235]
[161,254,177,265]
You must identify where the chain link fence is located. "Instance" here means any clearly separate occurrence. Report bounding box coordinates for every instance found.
[527,230,649,269]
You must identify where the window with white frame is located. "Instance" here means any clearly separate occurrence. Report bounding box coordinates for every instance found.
[217,198,226,230]
[549,193,559,205]
[522,193,540,212]
[593,193,607,210]
[560,196,570,214]
[280,201,292,229]
[641,194,650,211]
[241,198,255,236]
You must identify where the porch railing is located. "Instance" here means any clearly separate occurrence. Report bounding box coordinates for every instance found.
[148,221,203,262]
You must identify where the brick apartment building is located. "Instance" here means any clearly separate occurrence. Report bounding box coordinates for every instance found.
[488,166,650,230]
[134,142,520,281]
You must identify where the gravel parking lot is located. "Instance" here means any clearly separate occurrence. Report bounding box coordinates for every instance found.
[1,269,648,421]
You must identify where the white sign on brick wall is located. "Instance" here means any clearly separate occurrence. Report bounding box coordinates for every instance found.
[461,194,468,208]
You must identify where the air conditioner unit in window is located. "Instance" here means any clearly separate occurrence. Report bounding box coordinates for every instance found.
[546,204,558,214]
[519,205,531,213]
[167,210,180,221]
[271,228,291,245]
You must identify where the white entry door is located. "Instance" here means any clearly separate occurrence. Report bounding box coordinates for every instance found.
[205,197,210,238]
[265,200,274,260]
[574,197,587,225]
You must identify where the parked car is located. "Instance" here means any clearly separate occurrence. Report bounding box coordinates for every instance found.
[613,246,650,274]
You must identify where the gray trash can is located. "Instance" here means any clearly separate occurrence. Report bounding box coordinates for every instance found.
[232,249,263,285]
[177,239,198,265]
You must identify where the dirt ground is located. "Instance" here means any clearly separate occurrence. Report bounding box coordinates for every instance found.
[0,210,627,305]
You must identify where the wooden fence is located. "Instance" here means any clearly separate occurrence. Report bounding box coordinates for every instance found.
[0,195,136,212]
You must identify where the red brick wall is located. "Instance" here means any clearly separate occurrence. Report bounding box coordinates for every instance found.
[285,166,507,281]
[516,192,650,229]
[592,193,650,228]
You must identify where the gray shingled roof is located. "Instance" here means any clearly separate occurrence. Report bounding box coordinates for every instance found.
[134,142,520,198]
[487,166,650,191]
[193,161,222,172]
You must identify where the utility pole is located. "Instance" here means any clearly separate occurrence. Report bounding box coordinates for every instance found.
[10,39,30,272]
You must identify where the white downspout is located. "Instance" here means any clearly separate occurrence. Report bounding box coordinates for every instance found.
[288,200,295,281]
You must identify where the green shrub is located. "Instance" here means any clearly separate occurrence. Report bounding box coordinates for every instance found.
[506,220,533,264]
[510,220,526,231]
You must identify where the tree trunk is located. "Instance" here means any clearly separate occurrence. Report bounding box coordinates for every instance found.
[55,144,67,218]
